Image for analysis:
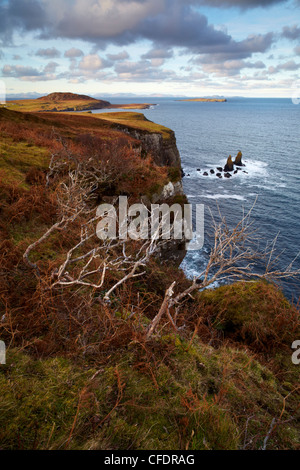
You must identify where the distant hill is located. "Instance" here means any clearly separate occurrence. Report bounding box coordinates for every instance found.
[37,92,106,103]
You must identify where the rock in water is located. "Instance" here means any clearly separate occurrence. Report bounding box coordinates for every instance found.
[203,172,209,176]
[224,155,234,172]
[210,169,215,174]
[234,151,244,167]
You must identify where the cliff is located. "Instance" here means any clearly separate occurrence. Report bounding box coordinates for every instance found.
[92,112,182,168]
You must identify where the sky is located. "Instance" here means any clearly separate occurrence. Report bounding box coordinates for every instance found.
[0,0,300,98]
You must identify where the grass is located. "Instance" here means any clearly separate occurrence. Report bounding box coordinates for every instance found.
[0,137,49,187]
[1,329,299,450]
[89,112,174,140]
[3,98,104,112]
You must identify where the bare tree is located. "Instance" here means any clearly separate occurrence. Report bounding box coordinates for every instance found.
[23,135,169,302]
[147,200,300,337]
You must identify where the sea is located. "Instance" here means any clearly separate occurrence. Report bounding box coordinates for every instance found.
[91,97,300,303]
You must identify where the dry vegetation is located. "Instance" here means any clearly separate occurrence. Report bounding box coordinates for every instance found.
[0,107,299,450]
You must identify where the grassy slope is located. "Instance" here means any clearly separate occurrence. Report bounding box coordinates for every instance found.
[86,111,174,140]
[0,108,299,450]
[3,96,154,113]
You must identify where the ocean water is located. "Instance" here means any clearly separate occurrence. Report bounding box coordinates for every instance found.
[92,98,300,302]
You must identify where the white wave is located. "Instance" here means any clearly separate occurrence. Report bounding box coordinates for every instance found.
[241,159,269,177]
[191,159,269,180]
[202,194,246,201]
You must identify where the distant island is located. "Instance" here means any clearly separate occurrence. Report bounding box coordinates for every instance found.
[3,92,156,113]
[177,98,227,103]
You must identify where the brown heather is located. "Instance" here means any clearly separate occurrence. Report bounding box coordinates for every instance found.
[0,106,299,450]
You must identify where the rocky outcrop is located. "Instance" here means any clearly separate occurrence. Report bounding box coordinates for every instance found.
[234,151,244,167]
[224,155,234,172]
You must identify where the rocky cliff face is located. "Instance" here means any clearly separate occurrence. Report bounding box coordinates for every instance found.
[116,126,182,168]
[118,124,186,266]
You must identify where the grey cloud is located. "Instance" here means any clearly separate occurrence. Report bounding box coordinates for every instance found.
[137,4,231,49]
[200,58,266,76]
[281,24,300,41]
[64,48,84,58]
[295,46,300,55]
[189,0,288,9]
[193,32,274,61]
[0,0,254,54]
[36,47,61,58]
[276,60,300,70]
[141,48,174,59]
[2,64,41,77]
[0,0,48,45]
[268,60,300,73]
[0,0,276,65]
[43,61,59,73]
[1,61,59,81]
[107,50,130,61]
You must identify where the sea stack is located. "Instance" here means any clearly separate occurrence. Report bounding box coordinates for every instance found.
[224,155,234,172]
[234,151,243,167]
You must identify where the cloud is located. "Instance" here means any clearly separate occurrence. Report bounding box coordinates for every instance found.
[141,48,174,59]
[36,47,61,58]
[1,61,60,81]
[190,33,273,76]
[281,24,300,41]
[112,58,179,81]
[78,54,111,71]
[192,32,274,61]
[106,50,130,61]
[64,48,84,58]
[2,64,41,77]
[295,46,300,55]
[0,0,276,57]
[191,0,288,9]
[43,0,164,43]
[0,0,48,45]
[0,0,278,87]
[269,60,300,73]
[43,61,59,73]
[200,58,266,76]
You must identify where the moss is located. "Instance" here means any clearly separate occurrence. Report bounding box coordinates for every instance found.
[0,136,48,186]
[0,350,97,449]
[198,281,299,353]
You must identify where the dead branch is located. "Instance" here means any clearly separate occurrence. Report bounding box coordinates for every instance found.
[146,282,176,338]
